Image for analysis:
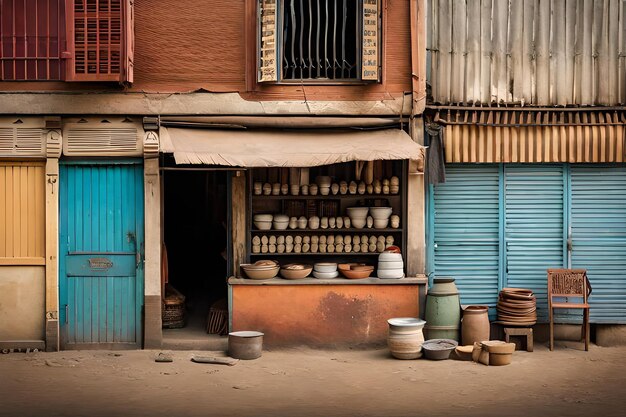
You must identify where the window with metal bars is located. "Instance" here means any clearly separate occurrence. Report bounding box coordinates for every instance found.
[0,0,132,82]
[258,0,380,83]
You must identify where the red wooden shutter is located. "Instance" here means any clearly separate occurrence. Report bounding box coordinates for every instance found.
[0,0,66,80]
[65,0,133,82]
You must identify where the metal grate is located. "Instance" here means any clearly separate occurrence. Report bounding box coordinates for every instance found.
[0,0,66,80]
[281,0,359,81]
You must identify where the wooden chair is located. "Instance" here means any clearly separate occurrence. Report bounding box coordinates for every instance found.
[548,269,592,351]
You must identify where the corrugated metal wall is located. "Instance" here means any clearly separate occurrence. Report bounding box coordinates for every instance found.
[427,0,626,106]
[0,162,45,264]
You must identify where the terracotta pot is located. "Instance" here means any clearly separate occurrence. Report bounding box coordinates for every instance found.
[461,305,490,346]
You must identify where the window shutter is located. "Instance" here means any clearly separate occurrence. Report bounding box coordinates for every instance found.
[361,0,380,81]
[65,0,133,82]
[258,0,278,82]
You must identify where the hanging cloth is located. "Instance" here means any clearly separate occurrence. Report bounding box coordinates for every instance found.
[426,122,446,185]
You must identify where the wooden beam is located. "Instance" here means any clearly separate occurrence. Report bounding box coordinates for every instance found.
[407,117,425,276]
[45,158,59,352]
[231,172,247,277]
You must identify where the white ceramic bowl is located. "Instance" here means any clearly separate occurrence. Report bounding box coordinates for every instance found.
[378,252,403,262]
[254,214,273,222]
[373,218,389,229]
[273,220,289,230]
[273,214,289,222]
[313,270,339,279]
[369,207,393,219]
[314,262,338,273]
[254,220,272,230]
[346,207,369,218]
[377,269,405,279]
[378,260,404,270]
[351,218,366,229]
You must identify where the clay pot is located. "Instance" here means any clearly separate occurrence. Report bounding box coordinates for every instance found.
[272,183,280,195]
[309,184,318,195]
[281,184,289,195]
[387,318,426,360]
[424,278,461,342]
[462,305,490,346]
[253,182,262,195]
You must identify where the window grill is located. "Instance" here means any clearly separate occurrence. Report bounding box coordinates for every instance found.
[281,0,359,81]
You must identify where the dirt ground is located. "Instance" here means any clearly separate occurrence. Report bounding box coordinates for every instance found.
[1,342,625,417]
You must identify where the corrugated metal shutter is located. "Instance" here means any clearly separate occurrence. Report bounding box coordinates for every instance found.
[571,165,626,323]
[504,165,566,322]
[432,165,500,310]
[0,162,46,265]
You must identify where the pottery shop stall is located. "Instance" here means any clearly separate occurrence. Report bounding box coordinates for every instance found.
[160,125,427,347]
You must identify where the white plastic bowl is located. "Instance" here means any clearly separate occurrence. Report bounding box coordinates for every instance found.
[313,270,339,279]
[369,207,393,219]
[377,269,405,279]
[314,262,338,273]
[378,260,404,270]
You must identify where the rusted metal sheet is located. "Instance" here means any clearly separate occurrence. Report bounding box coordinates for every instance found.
[437,109,626,164]
[428,0,626,106]
[231,284,419,346]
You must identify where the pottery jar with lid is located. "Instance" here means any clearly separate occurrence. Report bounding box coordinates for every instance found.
[424,278,461,342]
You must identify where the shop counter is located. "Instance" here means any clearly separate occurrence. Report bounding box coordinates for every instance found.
[228,276,428,347]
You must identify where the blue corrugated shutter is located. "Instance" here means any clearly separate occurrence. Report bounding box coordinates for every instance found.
[571,165,626,323]
[504,165,566,322]
[432,166,500,310]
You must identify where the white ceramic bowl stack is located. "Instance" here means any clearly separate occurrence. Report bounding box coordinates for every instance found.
[313,262,339,279]
[253,214,273,230]
[377,252,405,278]
[346,207,369,229]
[369,207,393,229]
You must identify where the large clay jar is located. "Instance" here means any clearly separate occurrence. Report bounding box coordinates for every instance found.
[387,318,426,359]
[424,278,461,342]
[461,305,490,345]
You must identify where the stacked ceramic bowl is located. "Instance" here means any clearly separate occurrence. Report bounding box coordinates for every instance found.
[313,262,339,279]
[253,214,273,230]
[377,251,404,279]
[496,288,537,326]
[316,176,332,196]
[369,207,393,229]
[346,207,369,229]
[272,214,289,230]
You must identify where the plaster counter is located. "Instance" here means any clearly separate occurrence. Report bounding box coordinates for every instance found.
[228,276,428,347]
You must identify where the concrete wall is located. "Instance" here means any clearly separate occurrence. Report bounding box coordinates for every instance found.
[0,266,45,341]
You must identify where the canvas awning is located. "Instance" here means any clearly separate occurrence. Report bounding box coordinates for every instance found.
[160,127,424,167]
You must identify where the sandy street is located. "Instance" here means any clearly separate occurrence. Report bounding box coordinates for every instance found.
[1,343,625,417]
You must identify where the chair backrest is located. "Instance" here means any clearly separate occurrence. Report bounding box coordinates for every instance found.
[547,269,590,305]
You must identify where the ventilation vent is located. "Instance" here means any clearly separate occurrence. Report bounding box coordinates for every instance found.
[64,127,141,156]
[0,128,46,157]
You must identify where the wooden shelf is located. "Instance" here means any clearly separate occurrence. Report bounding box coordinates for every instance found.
[252,194,400,200]
[250,252,381,256]
[251,228,402,233]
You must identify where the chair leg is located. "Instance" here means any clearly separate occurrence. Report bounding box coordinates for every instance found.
[584,308,590,351]
[549,308,554,351]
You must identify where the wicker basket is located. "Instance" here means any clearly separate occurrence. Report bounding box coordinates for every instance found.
[162,285,186,329]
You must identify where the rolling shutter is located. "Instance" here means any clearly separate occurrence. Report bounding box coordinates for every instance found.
[432,165,500,310]
[504,165,566,322]
[66,0,133,82]
[571,165,626,323]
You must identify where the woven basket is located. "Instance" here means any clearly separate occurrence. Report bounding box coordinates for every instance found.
[206,298,228,335]
[162,285,186,329]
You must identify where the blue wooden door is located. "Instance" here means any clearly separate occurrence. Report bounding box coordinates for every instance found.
[59,162,144,348]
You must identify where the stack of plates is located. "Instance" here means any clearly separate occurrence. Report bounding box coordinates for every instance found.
[496,288,537,326]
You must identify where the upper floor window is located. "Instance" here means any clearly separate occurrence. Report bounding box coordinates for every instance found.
[0,0,133,82]
[258,0,380,84]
